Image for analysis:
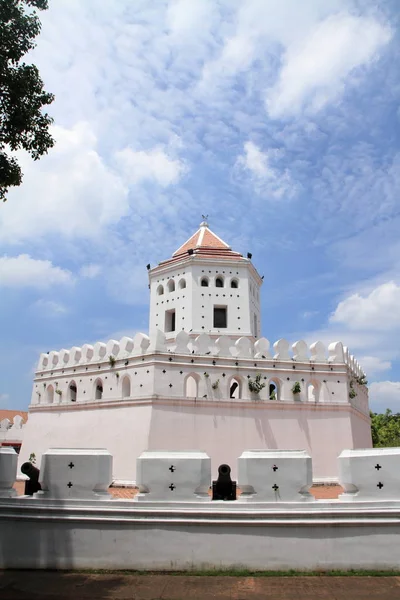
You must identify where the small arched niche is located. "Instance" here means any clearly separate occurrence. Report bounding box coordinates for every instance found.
[122,376,131,398]
[47,384,54,404]
[230,278,238,288]
[200,277,209,287]
[157,284,164,296]
[178,278,186,289]
[229,377,242,399]
[167,279,175,293]
[269,379,280,400]
[185,374,198,398]
[68,381,77,402]
[94,379,103,400]
[215,276,224,288]
[308,381,320,402]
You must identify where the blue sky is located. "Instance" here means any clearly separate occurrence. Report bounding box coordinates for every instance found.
[1,0,400,412]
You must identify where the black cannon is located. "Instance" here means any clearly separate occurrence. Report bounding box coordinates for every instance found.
[212,464,236,501]
[21,462,42,496]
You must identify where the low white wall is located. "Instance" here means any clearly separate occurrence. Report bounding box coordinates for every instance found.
[1,499,400,570]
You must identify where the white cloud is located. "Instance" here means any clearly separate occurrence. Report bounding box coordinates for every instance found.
[33,299,68,316]
[0,255,73,289]
[79,264,101,279]
[369,381,400,412]
[115,147,187,187]
[330,282,400,331]
[266,13,392,118]
[357,356,391,377]
[0,122,129,244]
[236,141,296,199]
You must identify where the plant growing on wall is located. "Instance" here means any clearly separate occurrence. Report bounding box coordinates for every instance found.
[28,453,36,465]
[115,372,120,379]
[109,355,116,367]
[203,372,209,378]
[349,380,357,399]
[248,373,266,394]
[55,389,62,396]
[291,381,301,395]
[212,379,219,390]
[356,375,368,386]
[269,389,276,400]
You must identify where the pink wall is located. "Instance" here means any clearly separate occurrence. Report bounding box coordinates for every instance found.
[149,401,370,480]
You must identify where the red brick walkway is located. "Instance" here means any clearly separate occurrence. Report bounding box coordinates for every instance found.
[1,571,399,599]
[13,481,342,499]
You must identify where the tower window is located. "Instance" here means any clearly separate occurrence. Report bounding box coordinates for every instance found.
[178,278,186,289]
[165,309,176,332]
[201,277,209,287]
[167,279,175,293]
[215,276,224,288]
[213,306,227,328]
[230,279,238,288]
[157,284,164,295]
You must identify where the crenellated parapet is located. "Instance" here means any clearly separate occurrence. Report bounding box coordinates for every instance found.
[31,330,368,415]
[36,331,366,374]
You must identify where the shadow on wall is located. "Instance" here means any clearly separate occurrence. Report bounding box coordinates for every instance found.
[0,464,74,570]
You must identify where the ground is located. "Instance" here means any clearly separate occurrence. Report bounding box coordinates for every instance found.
[1,571,400,599]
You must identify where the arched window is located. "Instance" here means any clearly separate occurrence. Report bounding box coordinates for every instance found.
[122,376,131,398]
[215,276,224,288]
[157,284,164,296]
[185,374,198,398]
[167,279,175,293]
[269,379,280,400]
[229,377,241,399]
[200,277,209,287]
[68,381,77,402]
[178,278,186,289]
[47,385,54,404]
[308,381,320,402]
[231,279,238,288]
[95,379,103,400]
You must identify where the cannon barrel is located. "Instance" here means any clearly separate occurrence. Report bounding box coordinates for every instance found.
[212,463,236,501]
[21,462,42,496]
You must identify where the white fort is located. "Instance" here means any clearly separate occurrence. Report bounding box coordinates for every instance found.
[20,219,372,483]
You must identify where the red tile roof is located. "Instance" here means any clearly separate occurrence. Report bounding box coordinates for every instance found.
[168,221,244,264]
[0,410,28,424]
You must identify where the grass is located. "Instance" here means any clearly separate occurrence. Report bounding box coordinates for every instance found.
[76,568,400,577]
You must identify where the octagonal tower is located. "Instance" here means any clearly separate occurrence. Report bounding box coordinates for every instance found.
[148,219,263,343]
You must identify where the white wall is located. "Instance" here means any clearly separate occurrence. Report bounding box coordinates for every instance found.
[2,502,400,570]
[149,256,262,341]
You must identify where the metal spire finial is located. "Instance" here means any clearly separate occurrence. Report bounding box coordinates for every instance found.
[200,214,209,227]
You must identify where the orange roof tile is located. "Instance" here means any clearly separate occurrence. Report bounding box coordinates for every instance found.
[171,220,243,262]
[0,410,28,423]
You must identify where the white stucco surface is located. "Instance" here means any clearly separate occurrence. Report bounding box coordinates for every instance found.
[2,495,400,570]
[136,450,211,500]
[39,448,112,500]
[339,448,400,501]
[237,450,313,501]
[0,447,17,498]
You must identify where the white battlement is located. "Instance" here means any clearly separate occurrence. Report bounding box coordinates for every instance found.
[31,331,368,415]
[36,331,365,375]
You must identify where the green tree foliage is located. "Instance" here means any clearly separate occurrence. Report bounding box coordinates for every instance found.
[0,0,54,201]
[370,409,400,447]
